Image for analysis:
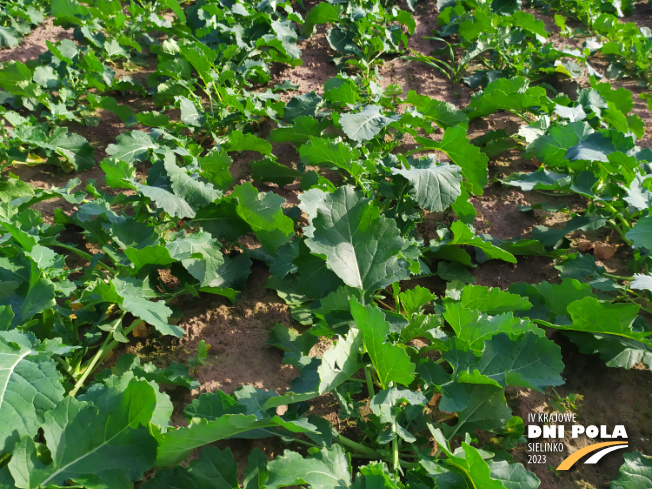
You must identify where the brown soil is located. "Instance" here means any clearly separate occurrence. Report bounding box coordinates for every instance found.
[2,2,651,487]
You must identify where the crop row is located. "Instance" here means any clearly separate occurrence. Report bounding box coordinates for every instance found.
[0,0,650,487]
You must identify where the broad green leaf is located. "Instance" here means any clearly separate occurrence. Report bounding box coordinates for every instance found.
[163,153,222,207]
[323,77,360,106]
[177,96,204,127]
[318,329,364,394]
[166,232,250,290]
[460,285,531,314]
[155,414,318,467]
[566,333,652,370]
[350,300,415,388]
[303,3,342,36]
[0,336,64,453]
[299,138,363,178]
[225,130,272,155]
[9,379,157,489]
[415,125,489,194]
[142,446,238,489]
[454,443,507,489]
[265,445,352,489]
[199,151,233,191]
[399,285,438,317]
[230,183,294,253]
[106,131,157,163]
[339,105,399,142]
[431,433,508,489]
[450,222,516,263]
[46,128,95,171]
[554,253,616,292]
[369,387,427,426]
[283,92,323,122]
[301,186,414,292]
[440,383,512,437]
[252,158,299,187]
[112,277,183,337]
[444,304,542,352]
[489,461,540,489]
[631,274,652,294]
[125,245,176,272]
[392,159,462,212]
[626,216,652,250]
[611,452,652,489]
[449,333,564,392]
[358,462,402,488]
[405,91,468,128]
[550,297,650,343]
[467,77,550,120]
[269,116,330,145]
[7,278,56,327]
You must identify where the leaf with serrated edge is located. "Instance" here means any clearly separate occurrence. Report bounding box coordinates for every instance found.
[0,336,64,453]
[301,186,413,292]
[265,445,351,489]
[350,300,414,388]
[339,105,399,142]
[9,379,157,489]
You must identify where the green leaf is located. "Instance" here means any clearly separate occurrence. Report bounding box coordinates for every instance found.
[269,116,329,145]
[301,186,414,292]
[112,277,184,338]
[225,130,272,155]
[317,330,365,394]
[125,245,176,272]
[9,379,157,489]
[392,159,462,212]
[449,332,564,392]
[339,105,399,142]
[626,216,652,250]
[467,77,550,120]
[489,461,540,489]
[399,286,438,317]
[299,138,363,178]
[230,183,294,253]
[444,304,542,352]
[135,183,196,219]
[0,336,65,453]
[565,333,652,370]
[631,274,652,294]
[177,96,204,127]
[265,445,352,489]
[450,222,516,263]
[106,131,157,163]
[252,158,299,187]
[431,433,508,489]
[303,3,342,36]
[549,297,650,343]
[405,91,468,128]
[323,77,360,106]
[163,154,222,207]
[440,383,512,437]
[415,125,489,194]
[460,285,531,314]
[142,446,238,489]
[166,232,250,290]
[350,300,415,388]
[199,151,233,191]
[155,414,318,467]
[611,452,652,489]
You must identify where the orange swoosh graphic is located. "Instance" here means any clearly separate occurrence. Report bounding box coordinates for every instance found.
[557,441,628,470]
